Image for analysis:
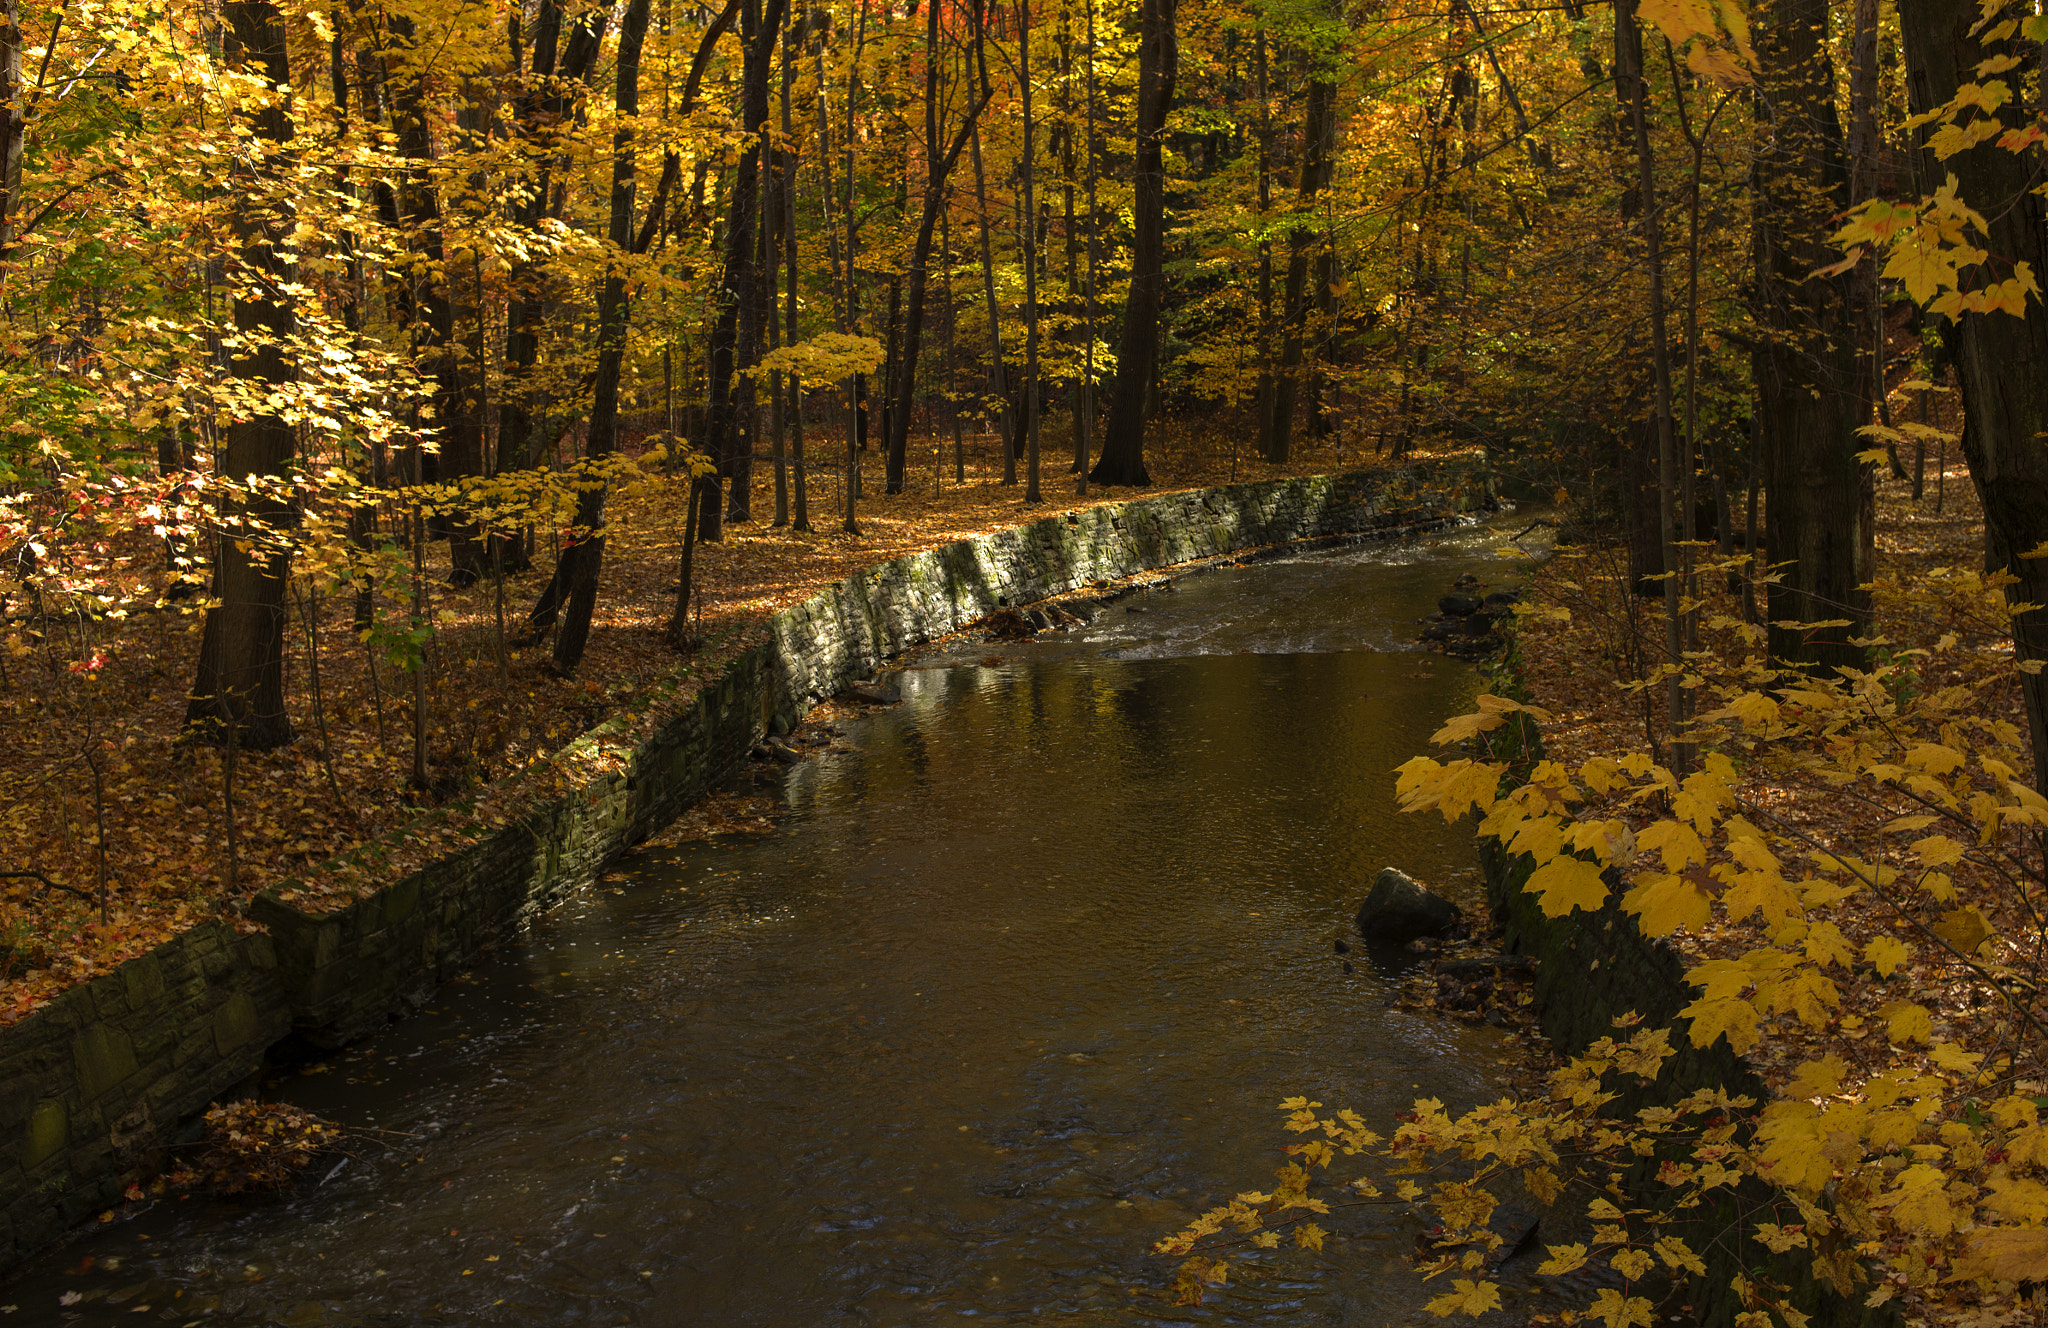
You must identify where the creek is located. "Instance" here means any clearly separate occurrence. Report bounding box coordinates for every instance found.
[11,516,1542,1326]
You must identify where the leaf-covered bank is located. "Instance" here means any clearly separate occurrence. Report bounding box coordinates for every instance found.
[1161,458,2047,1327]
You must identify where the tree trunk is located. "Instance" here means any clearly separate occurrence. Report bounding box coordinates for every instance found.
[969,124,1015,484]
[1753,0,1871,675]
[886,0,992,494]
[1616,0,1686,767]
[1089,0,1176,487]
[1259,47,1336,465]
[548,0,655,672]
[186,0,298,748]
[498,0,602,497]
[386,13,487,584]
[703,0,788,539]
[1899,0,2048,791]
[1019,2,1043,503]
[0,0,26,286]
[1077,0,1100,495]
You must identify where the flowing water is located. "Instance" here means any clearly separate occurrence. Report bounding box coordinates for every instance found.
[11,517,1549,1327]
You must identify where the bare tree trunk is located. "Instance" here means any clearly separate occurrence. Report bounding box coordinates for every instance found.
[1617,0,1686,768]
[969,123,1015,484]
[1089,0,1176,486]
[498,0,603,564]
[783,6,809,530]
[702,0,789,540]
[0,0,27,288]
[1077,0,1099,495]
[549,0,657,672]
[1019,0,1043,502]
[885,0,993,492]
[1259,35,1337,465]
[1753,0,1871,676]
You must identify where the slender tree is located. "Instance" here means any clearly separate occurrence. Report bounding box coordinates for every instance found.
[1258,12,1338,465]
[546,0,656,671]
[1089,0,1176,487]
[884,0,992,492]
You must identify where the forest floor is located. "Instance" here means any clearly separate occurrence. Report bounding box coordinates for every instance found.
[1504,451,2034,1325]
[0,419,1434,1023]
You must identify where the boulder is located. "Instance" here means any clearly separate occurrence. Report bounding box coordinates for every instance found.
[1355,868,1463,944]
[846,680,901,705]
[1438,593,1484,616]
[1482,590,1521,611]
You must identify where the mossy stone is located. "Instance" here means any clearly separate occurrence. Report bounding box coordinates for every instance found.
[72,1025,137,1100]
[23,1099,67,1170]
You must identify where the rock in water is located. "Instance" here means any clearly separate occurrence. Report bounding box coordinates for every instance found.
[1355,867,1464,944]
[847,680,902,705]
[1437,593,1484,617]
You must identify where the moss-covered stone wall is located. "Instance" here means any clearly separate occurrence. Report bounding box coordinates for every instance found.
[0,924,285,1271]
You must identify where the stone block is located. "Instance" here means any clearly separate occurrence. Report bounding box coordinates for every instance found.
[71,1024,137,1101]
[22,1100,67,1170]
[211,991,259,1056]
[121,953,166,1008]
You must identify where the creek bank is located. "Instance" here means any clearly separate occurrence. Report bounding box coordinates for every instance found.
[1478,719,1896,1328]
[0,457,1496,1279]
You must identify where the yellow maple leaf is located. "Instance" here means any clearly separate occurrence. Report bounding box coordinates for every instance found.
[1655,1235,1707,1275]
[1932,905,1994,954]
[1638,820,1706,872]
[1524,856,1610,918]
[1959,1227,2048,1282]
[1883,1163,1958,1235]
[1704,690,1780,731]
[1589,1288,1657,1327]
[1683,996,1761,1054]
[1911,834,1967,867]
[1930,1041,1985,1075]
[1424,1279,1502,1318]
[1537,1242,1589,1275]
[1983,1175,2048,1224]
[1786,1053,1848,1097]
[1882,229,1961,304]
[1637,0,1716,42]
[1882,1000,1934,1044]
[1622,872,1711,937]
[1864,936,1909,976]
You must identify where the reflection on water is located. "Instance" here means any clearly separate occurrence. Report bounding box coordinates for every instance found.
[10,520,1540,1326]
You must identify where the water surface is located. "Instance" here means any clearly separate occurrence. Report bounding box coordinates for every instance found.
[10,519,1541,1326]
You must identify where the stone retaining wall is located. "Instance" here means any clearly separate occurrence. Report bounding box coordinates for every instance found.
[0,457,1492,1279]
[0,924,285,1271]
